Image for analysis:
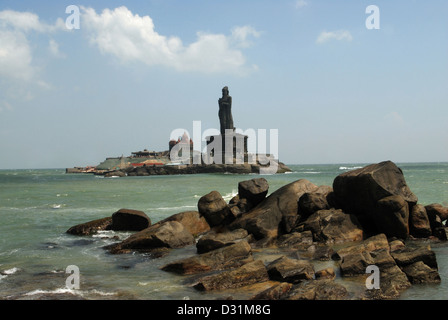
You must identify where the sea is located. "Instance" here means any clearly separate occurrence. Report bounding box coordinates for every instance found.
[1,162,448,301]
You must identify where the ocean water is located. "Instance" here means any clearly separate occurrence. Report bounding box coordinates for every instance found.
[0,163,447,300]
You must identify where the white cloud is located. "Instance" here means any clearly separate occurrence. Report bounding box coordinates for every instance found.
[295,0,308,9]
[82,6,260,75]
[48,39,65,58]
[316,30,353,44]
[0,29,34,80]
[0,10,65,82]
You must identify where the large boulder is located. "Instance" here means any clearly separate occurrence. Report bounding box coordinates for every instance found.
[375,195,410,239]
[301,209,363,244]
[198,191,234,227]
[285,280,348,300]
[409,204,432,238]
[161,240,253,275]
[156,211,210,236]
[192,260,269,291]
[425,203,448,222]
[66,217,112,236]
[333,161,418,236]
[266,256,315,283]
[196,228,249,254]
[229,179,318,240]
[107,221,195,254]
[238,178,269,207]
[110,209,151,231]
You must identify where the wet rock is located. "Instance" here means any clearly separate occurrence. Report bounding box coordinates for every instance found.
[107,221,195,254]
[198,191,234,227]
[250,282,292,300]
[334,234,395,276]
[375,195,410,239]
[66,217,112,236]
[196,228,249,254]
[401,261,441,284]
[192,260,269,291]
[333,161,418,236]
[161,241,253,275]
[301,209,363,244]
[390,244,438,269]
[409,204,432,238]
[277,231,313,248]
[286,280,348,300]
[266,256,315,284]
[315,268,336,280]
[110,208,151,231]
[229,179,318,240]
[238,178,269,207]
[156,211,210,237]
[425,203,448,222]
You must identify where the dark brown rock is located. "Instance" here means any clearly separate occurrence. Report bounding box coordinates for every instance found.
[156,211,210,236]
[301,209,363,244]
[298,190,331,218]
[161,240,253,275]
[376,195,410,239]
[315,268,336,280]
[402,261,441,284]
[391,244,438,269]
[110,208,151,231]
[107,221,195,254]
[425,203,448,222]
[238,178,269,207]
[409,204,432,238]
[266,256,314,284]
[250,282,292,300]
[334,234,396,276]
[333,161,418,235]
[229,179,318,240]
[286,280,348,300]
[193,260,269,291]
[196,228,249,254]
[198,191,233,227]
[66,217,112,236]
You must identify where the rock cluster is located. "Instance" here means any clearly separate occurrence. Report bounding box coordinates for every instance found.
[67,161,447,300]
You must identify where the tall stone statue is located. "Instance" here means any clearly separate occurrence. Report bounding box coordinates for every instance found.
[218,86,234,135]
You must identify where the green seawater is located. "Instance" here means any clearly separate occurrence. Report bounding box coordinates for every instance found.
[0,163,447,300]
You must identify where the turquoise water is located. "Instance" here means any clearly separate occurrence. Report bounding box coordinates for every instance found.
[0,163,447,300]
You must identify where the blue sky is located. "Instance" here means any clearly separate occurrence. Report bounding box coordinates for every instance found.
[0,0,447,169]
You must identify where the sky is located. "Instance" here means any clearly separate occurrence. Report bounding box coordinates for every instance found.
[0,0,447,169]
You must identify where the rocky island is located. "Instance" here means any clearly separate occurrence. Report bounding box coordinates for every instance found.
[67,160,447,300]
[66,86,291,177]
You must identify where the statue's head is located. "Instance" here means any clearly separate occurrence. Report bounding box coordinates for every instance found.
[222,86,229,96]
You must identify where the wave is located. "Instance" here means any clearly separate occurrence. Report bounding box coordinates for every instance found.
[339,166,363,170]
[25,287,116,298]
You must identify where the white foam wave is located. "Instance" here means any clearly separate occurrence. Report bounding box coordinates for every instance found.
[25,287,116,297]
[1,267,20,275]
[222,190,238,202]
[339,166,362,170]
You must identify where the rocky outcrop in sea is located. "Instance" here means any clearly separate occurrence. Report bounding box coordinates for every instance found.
[67,160,447,300]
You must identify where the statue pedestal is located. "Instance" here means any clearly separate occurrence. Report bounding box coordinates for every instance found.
[205,133,249,164]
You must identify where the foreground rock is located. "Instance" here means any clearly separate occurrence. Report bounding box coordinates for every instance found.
[192,260,269,291]
[65,160,446,300]
[161,241,253,275]
[107,221,194,254]
[300,209,363,244]
[155,210,210,236]
[66,217,112,236]
[196,228,249,254]
[333,161,418,239]
[109,209,151,231]
[229,179,318,240]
